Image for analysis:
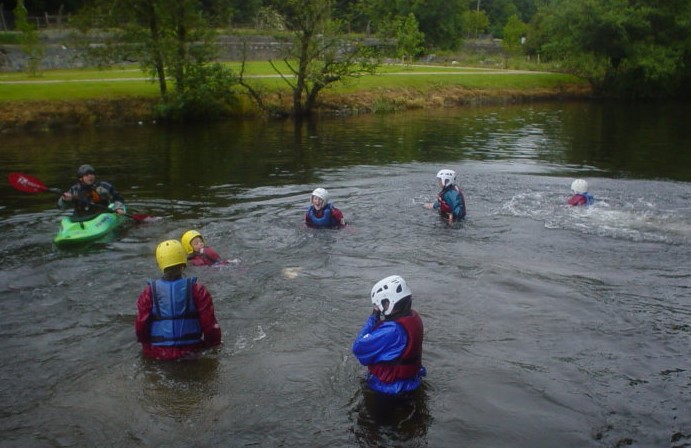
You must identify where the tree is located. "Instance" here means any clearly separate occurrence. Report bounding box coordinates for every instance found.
[247,0,379,116]
[533,0,691,98]
[74,0,238,118]
[461,9,490,38]
[502,14,527,55]
[480,0,520,38]
[378,13,425,65]
[357,0,466,50]
[394,13,425,65]
[224,0,262,26]
[14,0,45,76]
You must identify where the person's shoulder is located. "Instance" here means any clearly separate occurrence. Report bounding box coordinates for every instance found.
[192,280,213,296]
[188,254,204,264]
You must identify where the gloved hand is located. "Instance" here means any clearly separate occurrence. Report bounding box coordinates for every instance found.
[371,307,381,321]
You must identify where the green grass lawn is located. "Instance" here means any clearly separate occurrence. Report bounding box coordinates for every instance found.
[0,61,586,102]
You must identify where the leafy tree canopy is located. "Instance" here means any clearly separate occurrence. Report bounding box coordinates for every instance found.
[533,0,691,98]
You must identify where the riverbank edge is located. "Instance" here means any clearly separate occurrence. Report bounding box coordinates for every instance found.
[0,83,592,133]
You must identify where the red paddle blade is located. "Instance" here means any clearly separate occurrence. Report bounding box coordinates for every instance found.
[8,172,50,193]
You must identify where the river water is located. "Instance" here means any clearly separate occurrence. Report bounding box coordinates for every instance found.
[1,100,690,447]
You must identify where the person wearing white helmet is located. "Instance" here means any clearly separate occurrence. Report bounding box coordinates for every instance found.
[568,179,595,206]
[135,239,222,360]
[423,169,466,222]
[352,275,426,395]
[58,164,126,218]
[305,187,346,228]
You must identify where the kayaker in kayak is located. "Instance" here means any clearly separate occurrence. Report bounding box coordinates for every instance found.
[181,230,231,266]
[135,239,222,361]
[568,179,595,206]
[423,169,466,223]
[305,187,346,229]
[58,164,126,218]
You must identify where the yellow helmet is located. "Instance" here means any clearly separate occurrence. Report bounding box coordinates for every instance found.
[180,230,203,255]
[155,239,187,272]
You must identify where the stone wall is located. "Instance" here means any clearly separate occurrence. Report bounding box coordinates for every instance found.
[0,33,294,72]
[0,30,497,72]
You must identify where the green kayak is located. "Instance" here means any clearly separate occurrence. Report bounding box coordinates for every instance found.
[53,212,125,247]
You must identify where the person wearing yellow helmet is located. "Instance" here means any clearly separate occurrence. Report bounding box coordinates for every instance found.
[180,230,229,266]
[135,239,222,360]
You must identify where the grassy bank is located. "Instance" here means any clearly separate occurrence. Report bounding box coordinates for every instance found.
[0,62,591,132]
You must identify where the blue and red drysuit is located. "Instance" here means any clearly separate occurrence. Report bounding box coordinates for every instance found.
[352,311,426,395]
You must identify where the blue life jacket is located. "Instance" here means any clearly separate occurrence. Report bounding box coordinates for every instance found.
[307,203,336,227]
[148,277,202,347]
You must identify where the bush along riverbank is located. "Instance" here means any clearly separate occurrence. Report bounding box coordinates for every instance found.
[0,83,592,133]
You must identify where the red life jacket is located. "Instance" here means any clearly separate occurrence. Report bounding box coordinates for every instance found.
[368,310,423,383]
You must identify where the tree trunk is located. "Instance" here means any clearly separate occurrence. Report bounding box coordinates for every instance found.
[293,29,313,116]
[174,2,188,93]
[145,0,167,96]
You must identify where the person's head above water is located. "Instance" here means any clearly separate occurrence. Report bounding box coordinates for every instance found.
[311,187,329,211]
[155,239,187,279]
[371,275,413,318]
[76,164,96,185]
[436,169,457,188]
[571,179,588,194]
[181,230,205,254]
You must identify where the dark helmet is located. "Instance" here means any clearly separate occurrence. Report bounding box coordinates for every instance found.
[77,164,95,177]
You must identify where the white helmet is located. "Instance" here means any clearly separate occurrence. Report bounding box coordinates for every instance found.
[436,169,457,187]
[371,275,412,316]
[311,187,329,204]
[571,179,588,194]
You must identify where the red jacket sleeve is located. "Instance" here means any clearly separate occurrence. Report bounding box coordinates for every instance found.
[331,207,344,225]
[193,283,222,347]
[203,247,223,264]
[135,285,153,343]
